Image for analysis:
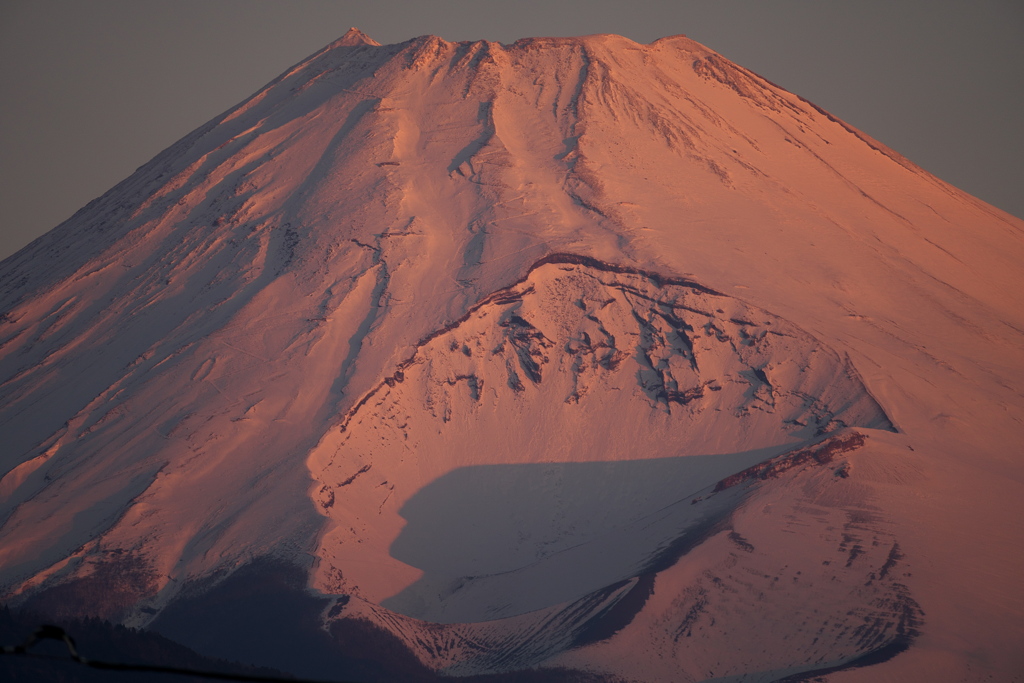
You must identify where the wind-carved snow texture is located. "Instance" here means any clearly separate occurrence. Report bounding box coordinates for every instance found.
[306,259,905,675]
[1,25,1022,683]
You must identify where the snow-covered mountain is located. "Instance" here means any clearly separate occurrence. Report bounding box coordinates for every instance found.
[1,27,1022,681]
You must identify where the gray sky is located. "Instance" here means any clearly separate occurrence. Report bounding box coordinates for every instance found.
[1,0,1021,261]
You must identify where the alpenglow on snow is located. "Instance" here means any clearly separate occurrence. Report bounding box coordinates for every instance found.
[1,28,1022,682]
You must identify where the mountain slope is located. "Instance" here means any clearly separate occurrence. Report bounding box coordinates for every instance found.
[1,28,1022,681]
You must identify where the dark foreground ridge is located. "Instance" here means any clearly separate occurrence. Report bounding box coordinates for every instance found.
[2,599,626,683]
[0,604,292,683]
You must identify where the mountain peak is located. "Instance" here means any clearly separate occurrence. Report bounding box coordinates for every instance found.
[334,27,380,47]
[0,22,1022,683]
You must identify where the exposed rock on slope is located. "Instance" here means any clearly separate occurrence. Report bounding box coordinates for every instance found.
[309,257,893,623]
[0,27,1022,682]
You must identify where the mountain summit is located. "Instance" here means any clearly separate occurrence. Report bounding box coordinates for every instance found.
[335,27,381,47]
[1,30,1022,682]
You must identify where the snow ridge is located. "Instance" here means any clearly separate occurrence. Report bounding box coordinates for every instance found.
[0,27,1022,682]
